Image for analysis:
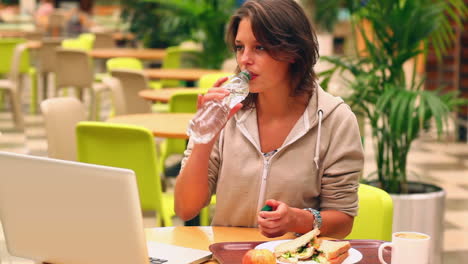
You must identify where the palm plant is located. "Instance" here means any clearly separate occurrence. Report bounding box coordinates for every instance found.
[133,0,237,69]
[319,0,468,193]
[120,1,193,48]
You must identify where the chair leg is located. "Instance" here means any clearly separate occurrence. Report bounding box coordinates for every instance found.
[88,89,98,121]
[29,69,38,114]
[9,91,24,131]
[0,90,4,111]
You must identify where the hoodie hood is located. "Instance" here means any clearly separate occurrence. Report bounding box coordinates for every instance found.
[234,84,345,168]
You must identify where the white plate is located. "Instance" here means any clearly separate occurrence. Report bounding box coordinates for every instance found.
[254,240,363,264]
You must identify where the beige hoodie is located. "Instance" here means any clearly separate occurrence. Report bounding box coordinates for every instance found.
[181,85,364,227]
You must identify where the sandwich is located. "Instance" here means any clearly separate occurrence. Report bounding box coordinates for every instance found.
[273,229,351,264]
[274,228,321,263]
[313,240,351,264]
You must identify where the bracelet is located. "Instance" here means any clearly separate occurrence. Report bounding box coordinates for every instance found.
[303,208,322,229]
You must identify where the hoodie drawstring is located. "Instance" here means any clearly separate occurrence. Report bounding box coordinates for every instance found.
[314,110,323,169]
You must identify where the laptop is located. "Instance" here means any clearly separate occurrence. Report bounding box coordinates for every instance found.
[0,151,212,264]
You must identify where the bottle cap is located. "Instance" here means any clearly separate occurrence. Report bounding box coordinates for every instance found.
[240,70,251,80]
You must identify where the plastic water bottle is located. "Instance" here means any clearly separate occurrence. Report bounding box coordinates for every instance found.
[187,70,251,144]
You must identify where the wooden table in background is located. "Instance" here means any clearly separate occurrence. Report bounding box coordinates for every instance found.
[139,88,206,103]
[112,32,135,41]
[144,68,223,81]
[107,113,194,139]
[89,48,166,60]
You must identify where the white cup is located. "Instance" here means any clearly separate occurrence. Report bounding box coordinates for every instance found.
[378,231,431,264]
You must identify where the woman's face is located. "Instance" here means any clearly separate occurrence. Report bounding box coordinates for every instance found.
[235,18,291,94]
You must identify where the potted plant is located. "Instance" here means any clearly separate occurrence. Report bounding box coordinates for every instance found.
[317,1,467,263]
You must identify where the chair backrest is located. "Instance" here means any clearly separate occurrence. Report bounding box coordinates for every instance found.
[8,43,29,84]
[49,11,65,28]
[161,46,202,87]
[78,33,95,50]
[0,38,30,75]
[93,32,116,49]
[110,69,152,114]
[55,48,94,88]
[346,184,393,241]
[40,97,87,161]
[76,121,164,213]
[37,38,62,74]
[106,57,143,72]
[101,75,125,116]
[169,91,199,113]
[48,11,66,36]
[198,72,232,90]
[61,38,90,51]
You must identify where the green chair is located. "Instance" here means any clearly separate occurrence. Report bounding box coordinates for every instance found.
[78,33,96,50]
[61,38,91,50]
[200,195,217,226]
[198,72,232,90]
[151,46,202,89]
[0,38,38,114]
[107,57,143,71]
[106,57,161,91]
[76,121,175,227]
[345,184,393,241]
[106,57,167,112]
[155,90,215,225]
[157,90,199,179]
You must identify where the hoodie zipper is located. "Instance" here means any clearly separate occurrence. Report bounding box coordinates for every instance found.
[255,149,277,223]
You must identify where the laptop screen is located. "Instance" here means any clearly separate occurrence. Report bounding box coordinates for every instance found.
[0,152,149,264]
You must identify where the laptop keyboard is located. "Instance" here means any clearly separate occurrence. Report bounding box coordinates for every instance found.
[149,257,168,263]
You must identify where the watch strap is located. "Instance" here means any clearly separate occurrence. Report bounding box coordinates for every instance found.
[303,208,322,229]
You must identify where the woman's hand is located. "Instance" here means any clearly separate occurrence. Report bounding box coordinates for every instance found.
[197,76,243,119]
[257,199,296,238]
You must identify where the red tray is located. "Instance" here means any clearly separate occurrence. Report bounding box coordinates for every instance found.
[209,239,391,264]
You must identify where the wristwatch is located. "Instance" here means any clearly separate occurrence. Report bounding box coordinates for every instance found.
[303,208,322,229]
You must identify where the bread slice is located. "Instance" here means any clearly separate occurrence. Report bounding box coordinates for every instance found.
[274,228,320,258]
[322,250,349,264]
[317,240,351,260]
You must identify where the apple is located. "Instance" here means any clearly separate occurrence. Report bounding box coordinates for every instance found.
[242,249,276,264]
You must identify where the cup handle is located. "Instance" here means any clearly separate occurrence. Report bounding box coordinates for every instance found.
[378,242,392,264]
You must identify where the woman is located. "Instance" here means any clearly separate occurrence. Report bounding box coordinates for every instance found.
[175,0,364,239]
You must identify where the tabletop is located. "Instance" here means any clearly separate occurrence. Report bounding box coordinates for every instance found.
[138,88,206,103]
[144,68,223,81]
[0,30,26,38]
[145,226,295,264]
[107,113,194,139]
[89,48,166,60]
[144,226,391,264]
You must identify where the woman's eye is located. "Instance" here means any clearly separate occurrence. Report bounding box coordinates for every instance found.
[256,45,265,51]
[235,45,244,51]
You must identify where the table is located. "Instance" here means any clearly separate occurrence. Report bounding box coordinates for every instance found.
[139,88,206,103]
[107,113,194,139]
[0,30,26,38]
[89,48,166,60]
[145,226,391,264]
[145,226,295,264]
[112,32,135,41]
[144,68,223,81]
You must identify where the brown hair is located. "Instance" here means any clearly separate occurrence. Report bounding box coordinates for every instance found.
[226,0,319,109]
